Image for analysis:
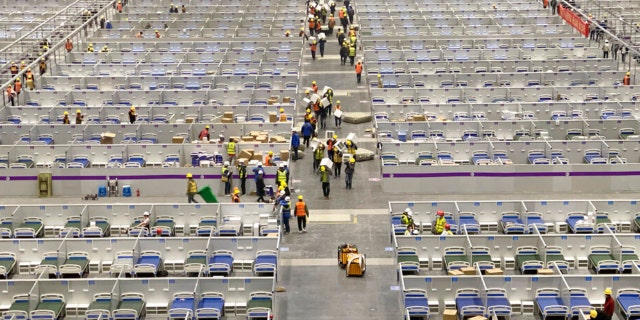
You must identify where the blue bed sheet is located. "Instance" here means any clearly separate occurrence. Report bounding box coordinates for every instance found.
[536,297,568,317]
[72,158,90,168]
[171,297,194,310]
[137,256,161,273]
[456,296,484,316]
[487,297,511,315]
[254,255,277,274]
[197,297,224,318]
[617,293,640,318]
[569,296,591,316]
[566,216,593,233]
[208,255,233,275]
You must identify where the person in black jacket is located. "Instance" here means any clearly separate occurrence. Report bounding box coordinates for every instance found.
[255,169,267,202]
[339,41,349,65]
[128,106,137,124]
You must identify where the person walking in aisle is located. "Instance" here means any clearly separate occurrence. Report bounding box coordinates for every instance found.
[320,166,330,199]
[355,59,363,83]
[186,173,198,203]
[344,157,355,189]
[295,195,309,233]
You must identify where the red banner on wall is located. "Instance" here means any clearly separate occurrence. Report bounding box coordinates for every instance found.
[558,5,589,37]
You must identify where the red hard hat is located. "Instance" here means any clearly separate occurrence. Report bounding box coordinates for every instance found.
[156,228,162,235]
[437,210,444,216]
[445,224,450,229]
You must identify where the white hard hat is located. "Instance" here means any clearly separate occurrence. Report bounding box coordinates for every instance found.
[224,161,230,166]
[285,196,290,201]
[279,163,285,168]
[258,170,264,175]
[143,211,150,216]
[411,229,419,235]
[279,190,285,196]
[408,212,413,217]
[257,162,263,166]
[405,208,413,215]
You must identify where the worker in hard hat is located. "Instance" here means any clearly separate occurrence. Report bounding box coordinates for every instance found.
[75,109,84,124]
[101,45,109,52]
[301,118,314,148]
[5,86,14,106]
[313,142,325,171]
[264,151,275,167]
[326,134,337,160]
[186,173,198,203]
[38,58,47,76]
[327,13,335,35]
[280,196,292,234]
[320,165,330,199]
[309,39,317,60]
[295,195,309,233]
[291,129,300,161]
[405,224,420,235]
[226,137,236,163]
[65,39,73,52]
[198,125,210,141]
[116,0,123,13]
[87,43,94,52]
[590,309,610,320]
[155,30,161,38]
[334,100,343,128]
[237,159,247,195]
[133,211,151,232]
[344,157,355,189]
[603,288,614,317]
[128,106,137,124]
[9,61,18,75]
[231,188,241,203]
[255,167,266,203]
[276,163,288,189]
[442,224,454,236]
[285,30,290,37]
[62,111,70,124]
[311,81,319,94]
[432,210,447,235]
[345,139,357,155]
[355,59,363,83]
[308,17,316,36]
[623,72,631,85]
[332,149,343,177]
[221,161,232,196]
[299,26,308,41]
[25,68,35,90]
[401,208,414,225]
[13,78,21,101]
[279,107,287,122]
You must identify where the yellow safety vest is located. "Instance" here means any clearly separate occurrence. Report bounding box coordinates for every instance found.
[227,141,236,155]
[187,179,197,193]
[434,216,446,234]
[277,170,287,183]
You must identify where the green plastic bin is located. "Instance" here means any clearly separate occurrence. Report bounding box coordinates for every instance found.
[198,186,218,203]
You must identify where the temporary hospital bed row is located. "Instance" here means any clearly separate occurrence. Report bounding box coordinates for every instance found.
[64,49,301,65]
[95,26,303,39]
[379,143,638,168]
[19,88,297,108]
[361,36,591,51]
[3,104,296,125]
[375,120,638,143]
[399,274,640,320]
[0,277,275,320]
[53,61,301,77]
[368,70,625,89]
[391,210,638,235]
[373,101,638,123]
[394,237,640,275]
[75,39,303,54]
[369,85,637,105]
[364,23,576,38]
[39,74,299,92]
[104,16,299,32]
[0,210,281,238]
[358,15,561,29]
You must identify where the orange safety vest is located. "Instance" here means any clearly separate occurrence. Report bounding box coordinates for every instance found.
[117,2,122,11]
[309,20,315,29]
[279,113,287,121]
[328,17,335,28]
[231,194,240,203]
[311,84,318,93]
[355,63,363,74]
[6,87,12,97]
[295,201,307,217]
[65,41,73,51]
[310,43,316,51]
[338,10,345,18]
[14,81,21,93]
[9,66,18,74]
[623,76,630,85]
[313,101,320,112]
[264,154,273,166]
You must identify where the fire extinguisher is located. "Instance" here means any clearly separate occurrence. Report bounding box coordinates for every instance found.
[136,189,140,197]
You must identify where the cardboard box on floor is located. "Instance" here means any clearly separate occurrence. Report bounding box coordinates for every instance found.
[280,150,290,161]
[443,309,457,320]
[221,117,233,123]
[537,268,553,275]
[448,270,463,276]
[251,152,263,162]
[172,136,185,144]
[269,112,278,123]
[460,267,476,275]
[485,268,503,275]
[100,132,116,144]
[239,149,254,160]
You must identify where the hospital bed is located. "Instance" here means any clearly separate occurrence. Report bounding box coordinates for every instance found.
[635,213,640,232]
[110,251,134,276]
[30,294,66,320]
[534,288,569,320]
[3,294,31,320]
[14,217,45,238]
[583,149,607,164]
[37,134,54,145]
[208,250,234,276]
[486,288,512,319]
[458,212,480,234]
[492,150,512,164]
[139,133,158,143]
[527,150,549,164]
[185,250,207,276]
[455,288,486,320]
[195,292,225,320]
[113,293,145,320]
[59,216,83,238]
[470,246,495,272]
[151,216,176,237]
[217,217,242,237]
[443,246,470,271]
[259,225,279,236]
[133,250,163,277]
[121,134,138,144]
[525,212,548,233]
[617,289,640,320]
[0,218,12,238]
[168,292,196,320]
[196,216,217,236]
[619,247,639,273]
[254,250,278,276]
[59,251,89,278]
[246,292,272,320]
[125,154,146,167]
[0,252,16,278]
[471,150,492,165]
[82,216,111,237]
[619,128,637,140]
[34,252,61,278]
[85,293,117,320]
[595,212,616,233]
[515,246,544,274]
[128,216,151,237]
[566,213,595,233]
[397,247,420,275]
[500,212,527,234]
[567,288,592,318]
[544,246,570,273]
[588,246,621,274]
[68,155,91,168]
[403,289,429,319]
[107,155,124,168]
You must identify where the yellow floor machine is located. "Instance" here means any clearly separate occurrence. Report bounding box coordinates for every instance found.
[338,243,366,277]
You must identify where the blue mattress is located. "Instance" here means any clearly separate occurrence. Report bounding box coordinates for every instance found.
[526,216,546,229]
[501,216,524,226]
[137,256,161,269]
[170,297,195,312]
[528,153,545,163]
[536,297,567,316]
[38,137,54,145]
[456,296,483,314]
[405,296,428,309]
[566,216,592,233]
[128,157,145,166]
[617,293,640,316]
[197,297,224,313]
[569,296,590,315]
[254,255,277,273]
[208,255,233,274]
[72,158,90,168]
[487,297,511,314]
[472,154,490,164]
[459,216,480,232]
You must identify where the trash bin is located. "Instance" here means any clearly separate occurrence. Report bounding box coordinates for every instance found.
[198,186,218,203]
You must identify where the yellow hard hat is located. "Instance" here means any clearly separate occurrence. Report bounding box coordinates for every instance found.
[350,158,355,163]
[604,288,612,295]
[21,60,25,64]
[300,27,304,31]
[378,74,382,78]
[333,134,337,139]
[279,108,284,113]
[320,166,325,171]
[64,111,69,115]
[205,125,209,129]
[10,61,14,64]
[336,100,340,104]
[346,140,352,145]
[131,106,135,111]
[268,151,273,155]
[590,310,597,318]
[186,173,193,178]
[234,188,240,194]
[298,195,303,200]
[627,72,631,76]
[286,30,290,33]
[76,109,81,113]
[155,30,159,33]
[88,43,93,46]
[312,81,316,85]
[305,89,310,94]
[27,68,31,71]
[103,45,107,49]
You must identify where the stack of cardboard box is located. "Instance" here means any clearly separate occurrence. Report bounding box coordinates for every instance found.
[221,112,234,123]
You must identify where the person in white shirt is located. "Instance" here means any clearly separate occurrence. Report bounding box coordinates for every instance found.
[136,212,151,230]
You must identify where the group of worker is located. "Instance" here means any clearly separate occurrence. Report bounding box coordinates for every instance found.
[60,110,85,124]
[400,209,453,236]
[311,134,358,197]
